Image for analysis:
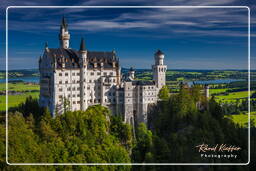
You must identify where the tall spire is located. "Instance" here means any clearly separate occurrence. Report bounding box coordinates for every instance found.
[59,16,70,49]
[45,42,48,49]
[61,16,68,30]
[80,37,86,51]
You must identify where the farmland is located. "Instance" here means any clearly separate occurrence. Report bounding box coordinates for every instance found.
[225,112,256,127]
[213,90,252,102]
[0,69,256,128]
[0,82,39,111]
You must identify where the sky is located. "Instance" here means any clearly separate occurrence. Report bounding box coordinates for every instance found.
[0,0,255,70]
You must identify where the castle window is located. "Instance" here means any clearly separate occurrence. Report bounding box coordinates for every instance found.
[77,73,79,76]
[77,87,80,90]
[91,72,94,76]
[77,94,80,97]
[73,101,76,104]
[59,81,62,84]
[97,72,101,76]
[65,73,68,76]
[72,87,75,91]
[65,80,68,84]
[72,73,75,76]
[77,80,80,83]
[113,79,115,83]
[59,73,62,76]
[94,99,97,103]
[68,87,71,91]
[59,95,62,98]
[87,86,90,90]
[77,101,80,104]
[104,72,107,76]
[59,88,62,91]
[72,94,75,97]
[110,72,113,76]
[89,80,92,83]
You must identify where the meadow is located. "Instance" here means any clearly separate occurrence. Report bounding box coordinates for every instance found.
[213,90,252,102]
[0,69,255,128]
[225,112,256,127]
[0,82,39,91]
[0,83,39,111]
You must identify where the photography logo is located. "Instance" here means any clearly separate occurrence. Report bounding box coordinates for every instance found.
[195,143,241,159]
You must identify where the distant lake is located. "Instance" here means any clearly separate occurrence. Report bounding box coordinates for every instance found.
[0,77,247,85]
[188,79,246,86]
[0,77,39,83]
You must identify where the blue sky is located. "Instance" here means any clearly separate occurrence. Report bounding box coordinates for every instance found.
[0,0,255,70]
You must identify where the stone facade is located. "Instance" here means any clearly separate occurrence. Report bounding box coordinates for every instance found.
[39,17,167,125]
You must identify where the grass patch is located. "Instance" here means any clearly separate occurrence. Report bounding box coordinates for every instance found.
[225,112,256,127]
[0,92,39,111]
[0,83,40,111]
[210,88,228,94]
[214,91,252,102]
[0,83,39,91]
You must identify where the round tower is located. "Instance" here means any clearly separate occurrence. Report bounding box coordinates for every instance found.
[129,67,135,80]
[204,84,210,99]
[155,49,165,65]
[152,50,167,89]
[79,38,87,111]
[59,16,70,49]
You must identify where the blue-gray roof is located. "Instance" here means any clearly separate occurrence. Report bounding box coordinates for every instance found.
[46,48,119,69]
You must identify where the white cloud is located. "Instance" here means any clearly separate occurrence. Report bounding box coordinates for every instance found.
[70,20,158,31]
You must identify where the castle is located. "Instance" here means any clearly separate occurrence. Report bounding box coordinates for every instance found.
[39,17,167,125]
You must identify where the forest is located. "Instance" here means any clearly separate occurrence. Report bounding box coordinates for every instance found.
[0,86,255,171]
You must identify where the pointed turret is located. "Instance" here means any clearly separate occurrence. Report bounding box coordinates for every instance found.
[61,16,68,30]
[44,42,49,52]
[79,37,87,64]
[79,37,86,51]
[59,16,70,49]
[45,42,48,48]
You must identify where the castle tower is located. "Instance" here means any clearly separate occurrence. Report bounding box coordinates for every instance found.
[204,84,209,99]
[79,38,88,110]
[128,67,135,80]
[152,50,167,89]
[59,16,70,49]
